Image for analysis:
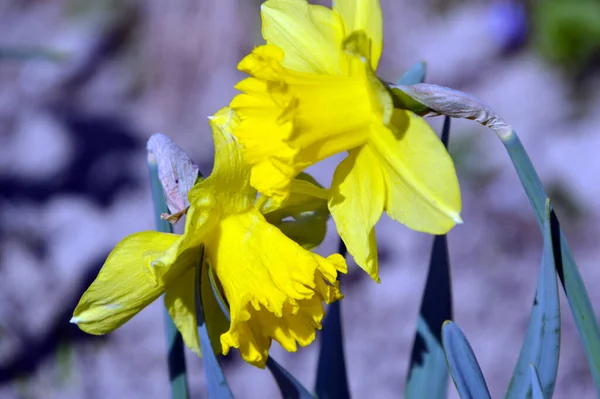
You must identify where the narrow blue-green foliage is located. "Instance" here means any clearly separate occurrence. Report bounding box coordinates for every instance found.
[315,239,350,399]
[406,233,452,399]
[149,155,230,397]
[161,311,189,399]
[147,158,190,399]
[442,321,491,399]
[406,117,451,399]
[504,132,600,393]
[506,199,560,399]
[267,357,315,399]
[193,250,233,398]
[207,266,314,398]
[397,61,427,85]
[529,364,546,399]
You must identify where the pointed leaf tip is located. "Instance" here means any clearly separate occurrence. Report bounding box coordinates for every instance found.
[397,60,427,85]
[506,198,560,399]
[406,234,452,399]
[442,321,491,399]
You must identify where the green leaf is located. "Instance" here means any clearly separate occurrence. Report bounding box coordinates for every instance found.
[506,199,560,399]
[504,132,600,393]
[148,158,190,399]
[267,357,315,399]
[397,61,427,85]
[386,81,600,394]
[406,117,452,399]
[194,248,233,398]
[529,364,546,399]
[442,321,491,399]
[207,266,314,398]
[407,235,451,399]
[382,80,599,395]
[315,239,350,399]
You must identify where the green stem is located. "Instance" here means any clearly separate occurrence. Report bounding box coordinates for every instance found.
[148,157,190,399]
[194,248,233,398]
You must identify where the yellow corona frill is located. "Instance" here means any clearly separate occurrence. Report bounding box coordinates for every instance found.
[230,0,462,281]
[71,108,347,368]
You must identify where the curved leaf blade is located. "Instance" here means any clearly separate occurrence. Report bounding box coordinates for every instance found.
[407,315,450,399]
[506,199,560,399]
[529,364,546,399]
[267,357,315,399]
[148,157,190,399]
[442,321,491,399]
[406,234,452,399]
[397,61,427,85]
[504,133,600,393]
[194,249,233,398]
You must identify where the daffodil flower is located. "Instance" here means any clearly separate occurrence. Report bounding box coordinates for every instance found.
[71,108,347,368]
[230,0,462,281]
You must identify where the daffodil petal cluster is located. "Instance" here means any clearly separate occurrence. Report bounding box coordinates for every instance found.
[72,108,347,368]
[230,0,462,281]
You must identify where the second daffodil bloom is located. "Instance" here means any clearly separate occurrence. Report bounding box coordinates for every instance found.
[230,0,462,281]
[71,107,347,368]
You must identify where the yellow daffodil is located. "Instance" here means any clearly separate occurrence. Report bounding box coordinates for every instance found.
[71,107,347,368]
[230,0,462,281]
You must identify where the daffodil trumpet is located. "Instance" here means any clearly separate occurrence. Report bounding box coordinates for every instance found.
[72,107,347,368]
[229,0,463,281]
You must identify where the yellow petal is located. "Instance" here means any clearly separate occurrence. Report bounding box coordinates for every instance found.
[199,107,256,214]
[369,110,462,233]
[164,268,201,355]
[199,258,231,355]
[260,173,330,250]
[72,191,219,334]
[164,260,229,356]
[329,146,385,281]
[71,232,182,334]
[261,0,345,75]
[205,208,347,368]
[147,193,218,286]
[334,0,383,69]
[232,44,382,201]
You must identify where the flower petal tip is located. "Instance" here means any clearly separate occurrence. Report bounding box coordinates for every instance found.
[453,212,464,225]
[69,316,80,325]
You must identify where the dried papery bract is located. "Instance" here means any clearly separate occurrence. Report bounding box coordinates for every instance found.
[147,133,200,223]
[390,83,513,141]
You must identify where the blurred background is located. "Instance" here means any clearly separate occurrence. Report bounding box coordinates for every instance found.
[1,0,600,397]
